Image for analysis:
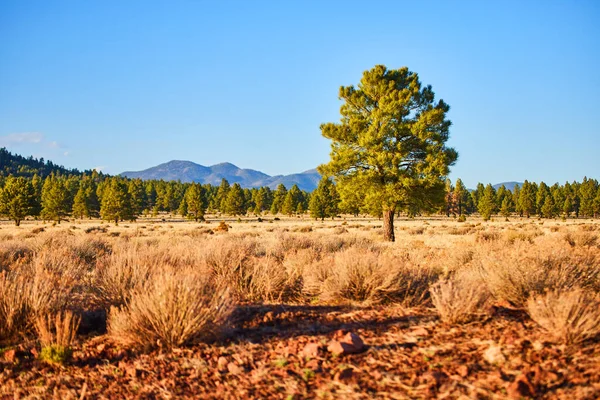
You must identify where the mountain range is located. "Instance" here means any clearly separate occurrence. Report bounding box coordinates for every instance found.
[121,160,526,193]
[121,161,322,191]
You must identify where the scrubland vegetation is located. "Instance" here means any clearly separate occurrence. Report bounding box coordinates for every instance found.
[1,216,599,398]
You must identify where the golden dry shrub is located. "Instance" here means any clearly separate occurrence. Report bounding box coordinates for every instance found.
[430,273,491,324]
[35,311,80,364]
[314,247,440,305]
[108,268,233,350]
[476,239,600,307]
[527,288,600,344]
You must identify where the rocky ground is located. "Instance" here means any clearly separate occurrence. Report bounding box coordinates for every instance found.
[2,304,599,399]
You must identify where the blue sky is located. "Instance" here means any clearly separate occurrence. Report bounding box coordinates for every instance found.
[1,1,598,187]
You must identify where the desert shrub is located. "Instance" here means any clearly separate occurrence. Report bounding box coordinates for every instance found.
[0,241,33,271]
[564,232,598,248]
[93,245,164,307]
[108,268,233,350]
[477,241,600,307]
[527,289,600,344]
[447,227,470,235]
[409,227,425,235]
[85,226,107,234]
[431,274,491,324]
[314,248,440,305]
[504,229,543,244]
[35,311,80,364]
[0,252,79,343]
[579,224,598,232]
[475,231,500,242]
[457,214,466,223]
[293,226,312,233]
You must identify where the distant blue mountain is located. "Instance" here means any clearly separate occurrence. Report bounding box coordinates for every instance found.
[121,161,321,191]
[492,181,524,191]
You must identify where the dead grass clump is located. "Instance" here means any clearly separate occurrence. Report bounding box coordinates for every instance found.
[293,226,313,233]
[564,232,598,248]
[334,227,348,235]
[409,227,425,235]
[108,269,233,350]
[315,248,440,306]
[527,289,600,344]
[0,241,33,271]
[35,311,80,364]
[431,274,491,324]
[475,231,500,243]
[85,226,107,234]
[579,224,598,232]
[503,229,542,244]
[448,227,470,235]
[477,242,600,307]
[0,252,79,343]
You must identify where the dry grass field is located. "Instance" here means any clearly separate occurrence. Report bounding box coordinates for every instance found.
[1,215,600,399]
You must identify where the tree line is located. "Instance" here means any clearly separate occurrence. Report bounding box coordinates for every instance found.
[0,169,598,226]
[441,178,600,220]
[0,171,343,225]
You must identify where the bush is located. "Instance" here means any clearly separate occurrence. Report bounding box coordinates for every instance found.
[108,268,233,350]
[527,289,600,344]
[35,311,80,365]
[477,241,600,307]
[315,248,440,305]
[430,274,491,324]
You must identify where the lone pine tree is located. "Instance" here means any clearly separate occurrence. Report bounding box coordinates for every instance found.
[319,65,457,241]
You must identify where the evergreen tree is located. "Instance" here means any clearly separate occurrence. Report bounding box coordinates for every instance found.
[454,178,469,216]
[224,183,246,216]
[563,197,572,218]
[100,178,134,225]
[519,180,536,218]
[281,184,301,216]
[41,174,70,223]
[536,182,550,217]
[541,194,555,218]
[478,184,496,221]
[216,179,230,213]
[270,184,287,215]
[0,176,37,226]
[128,179,146,215]
[318,65,457,241]
[579,177,598,217]
[72,185,89,219]
[309,177,339,221]
[500,196,513,219]
[185,183,207,221]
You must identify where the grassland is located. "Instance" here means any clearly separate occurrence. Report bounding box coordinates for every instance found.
[1,215,599,399]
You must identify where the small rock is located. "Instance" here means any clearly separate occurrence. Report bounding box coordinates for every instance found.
[457,365,469,378]
[507,375,535,398]
[335,368,354,383]
[411,327,429,337]
[227,362,243,375]
[217,356,228,372]
[3,349,17,363]
[483,344,506,365]
[96,343,107,353]
[305,359,321,371]
[301,343,321,358]
[328,332,366,356]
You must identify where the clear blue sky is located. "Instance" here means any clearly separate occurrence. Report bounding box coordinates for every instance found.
[1,1,598,187]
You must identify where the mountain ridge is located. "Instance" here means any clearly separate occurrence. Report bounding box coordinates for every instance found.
[121,160,321,191]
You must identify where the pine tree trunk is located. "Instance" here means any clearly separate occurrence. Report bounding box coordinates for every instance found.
[383,208,395,242]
